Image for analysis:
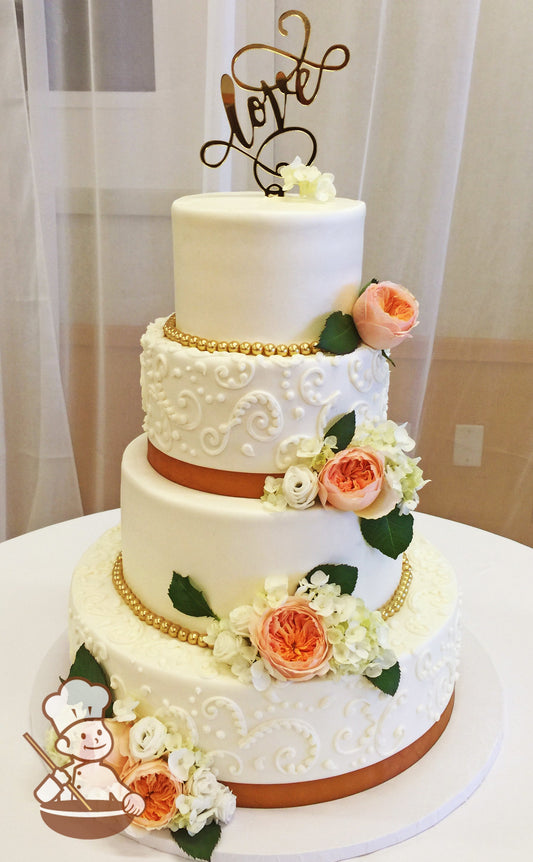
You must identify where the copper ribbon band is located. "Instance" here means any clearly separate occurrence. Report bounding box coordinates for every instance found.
[147,439,283,498]
[226,691,455,808]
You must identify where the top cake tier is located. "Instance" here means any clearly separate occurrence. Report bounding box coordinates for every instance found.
[172,192,366,345]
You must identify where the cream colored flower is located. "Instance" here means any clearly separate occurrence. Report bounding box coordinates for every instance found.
[261,476,287,511]
[212,629,243,664]
[129,715,168,761]
[280,156,336,201]
[112,696,139,722]
[282,464,319,509]
[264,573,290,607]
[168,747,196,782]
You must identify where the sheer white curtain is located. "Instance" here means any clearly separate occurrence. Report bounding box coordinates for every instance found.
[1,0,532,545]
[0,0,82,539]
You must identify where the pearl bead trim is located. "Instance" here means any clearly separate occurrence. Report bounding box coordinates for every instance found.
[163,313,321,357]
[112,551,412,647]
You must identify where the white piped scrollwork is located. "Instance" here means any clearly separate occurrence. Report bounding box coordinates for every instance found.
[214,358,256,389]
[201,391,283,456]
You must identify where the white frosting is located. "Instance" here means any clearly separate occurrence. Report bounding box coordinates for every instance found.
[120,434,403,631]
[172,193,366,344]
[69,527,460,786]
[141,318,389,473]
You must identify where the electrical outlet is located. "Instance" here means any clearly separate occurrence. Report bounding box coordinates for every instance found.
[453,425,484,467]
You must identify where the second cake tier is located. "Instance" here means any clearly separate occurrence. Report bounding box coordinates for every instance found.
[120,434,404,634]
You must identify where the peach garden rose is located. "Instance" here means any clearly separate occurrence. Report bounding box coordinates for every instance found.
[121,759,183,830]
[318,446,400,518]
[352,281,419,349]
[249,597,332,681]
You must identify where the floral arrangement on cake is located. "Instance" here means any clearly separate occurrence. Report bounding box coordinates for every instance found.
[319,277,419,355]
[50,645,236,860]
[168,564,400,696]
[279,155,336,201]
[261,410,426,559]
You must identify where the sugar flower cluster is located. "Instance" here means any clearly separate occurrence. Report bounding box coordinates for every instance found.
[204,572,396,691]
[279,155,336,201]
[45,701,236,838]
[262,419,426,517]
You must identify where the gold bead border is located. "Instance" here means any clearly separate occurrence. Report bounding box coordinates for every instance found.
[112,551,412,650]
[379,554,413,620]
[112,553,211,648]
[163,313,320,357]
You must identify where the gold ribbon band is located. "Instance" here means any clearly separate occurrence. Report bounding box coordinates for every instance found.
[227,691,455,808]
[147,439,283,498]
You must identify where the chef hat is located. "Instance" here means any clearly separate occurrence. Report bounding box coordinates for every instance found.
[43,678,111,735]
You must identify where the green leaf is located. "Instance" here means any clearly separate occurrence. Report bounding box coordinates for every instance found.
[326,411,356,451]
[171,822,222,861]
[359,508,413,559]
[67,644,113,717]
[367,661,401,696]
[68,644,109,687]
[168,573,218,619]
[307,563,358,595]
[318,311,361,355]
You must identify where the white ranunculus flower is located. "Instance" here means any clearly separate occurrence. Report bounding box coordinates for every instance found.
[228,604,254,636]
[129,715,168,760]
[187,766,220,805]
[168,747,196,782]
[214,786,237,823]
[282,464,319,509]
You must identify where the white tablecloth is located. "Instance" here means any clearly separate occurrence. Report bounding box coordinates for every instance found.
[1,510,531,860]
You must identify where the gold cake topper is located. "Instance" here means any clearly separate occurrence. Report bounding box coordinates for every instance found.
[200,9,350,195]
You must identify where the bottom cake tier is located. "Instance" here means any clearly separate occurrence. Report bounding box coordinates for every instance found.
[68,526,460,808]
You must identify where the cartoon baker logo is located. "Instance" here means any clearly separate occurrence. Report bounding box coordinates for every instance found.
[24,678,145,839]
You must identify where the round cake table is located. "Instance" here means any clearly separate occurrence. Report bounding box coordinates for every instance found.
[2,510,531,861]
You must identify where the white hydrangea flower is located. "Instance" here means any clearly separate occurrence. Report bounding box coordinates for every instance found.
[280,156,336,201]
[261,476,288,511]
[264,574,290,607]
[168,747,196,782]
[164,730,185,752]
[112,696,139,722]
[250,659,272,691]
[309,569,329,588]
[351,419,426,513]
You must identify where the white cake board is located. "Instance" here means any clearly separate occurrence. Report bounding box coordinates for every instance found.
[29,630,503,861]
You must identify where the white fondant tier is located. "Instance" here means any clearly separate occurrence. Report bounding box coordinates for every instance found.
[120,434,403,631]
[141,318,389,474]
[69,526,460,788]
[172,193,366,344]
